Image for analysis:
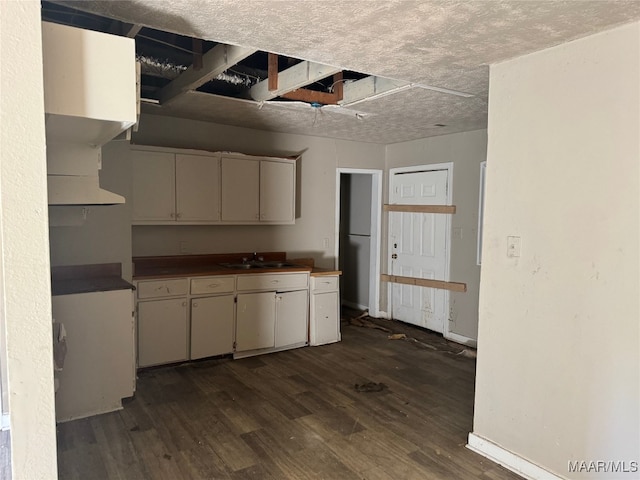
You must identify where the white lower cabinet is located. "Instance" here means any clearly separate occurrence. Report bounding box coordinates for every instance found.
[53,289,135,422]
[310,275,341,346]
[138,298,188,367]
[236,292,276,352]
[136,271,310,366]
[190,294,235,359]
[275,290,309,348]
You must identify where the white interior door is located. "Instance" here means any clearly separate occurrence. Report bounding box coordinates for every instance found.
[390,168,449,333]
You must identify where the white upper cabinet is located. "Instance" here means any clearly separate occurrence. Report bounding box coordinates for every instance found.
[260,160,295,223]
[132,151,176,222]
[41,22,137,146]
[221,157,260,222]
[131,149,221,224]
[176,154,221,222]
[221,155,296,224]
[132,148,296,225]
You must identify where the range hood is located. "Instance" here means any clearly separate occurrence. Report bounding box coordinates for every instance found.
[47,175,124,205]
[46,142,125,206]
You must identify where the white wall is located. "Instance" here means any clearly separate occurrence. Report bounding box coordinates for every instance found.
[0,2,58,478]
[386,129,487,341]
[130,115,385,268]
[473,22,639,479]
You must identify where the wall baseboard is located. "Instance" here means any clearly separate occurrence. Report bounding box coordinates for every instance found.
[467,433,564,480]
[445,330,477,348]
[341,300,369,312]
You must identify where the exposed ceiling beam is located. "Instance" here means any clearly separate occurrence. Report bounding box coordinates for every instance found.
[125,24,142,38]
[159,44,257,105]
[339,76,475,106]
[339,76,411,106]
[250,61,341,102]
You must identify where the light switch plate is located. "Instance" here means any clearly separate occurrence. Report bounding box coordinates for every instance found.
[507,236,521,257]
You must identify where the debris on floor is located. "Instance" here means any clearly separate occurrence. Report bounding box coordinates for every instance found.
[354,382,388,393]
[344,308,477,357]
[388,333,407,340]
[348,310,392,333]
[455,349,477,359]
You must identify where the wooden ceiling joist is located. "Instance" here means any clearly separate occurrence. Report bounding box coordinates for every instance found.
[159,44,257,105]
[281,72,344,105]
[268,53,279,91]
[250,60,341,102]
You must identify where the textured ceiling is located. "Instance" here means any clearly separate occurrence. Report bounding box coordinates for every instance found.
[63,0,640,144]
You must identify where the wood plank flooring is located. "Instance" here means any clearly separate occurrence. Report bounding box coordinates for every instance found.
[57,317,522,480]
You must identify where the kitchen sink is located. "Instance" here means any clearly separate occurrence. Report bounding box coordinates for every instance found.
[220,263,260,269]
[220,261,299,269]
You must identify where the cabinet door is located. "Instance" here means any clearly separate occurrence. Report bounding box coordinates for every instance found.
[260,160,295,223]
[310,291,340,346]
[236,292,275,351]
[221,157,260,222]
[275,290,308,348]
[138,298,188,367]
[131,151,175,222]
[190,295,234,359]
[176,154,220,222]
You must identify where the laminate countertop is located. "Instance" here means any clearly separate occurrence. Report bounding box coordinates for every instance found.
[52,264,134,296]
[132,253,340,280]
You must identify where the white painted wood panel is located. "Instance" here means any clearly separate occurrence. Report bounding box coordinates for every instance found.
[236,292,276,351]
[236,273,308,292]
[311,276,339,292]
[136,278,188,299]
[275,290,308,348]
[190,295,235,359]
[310,290,340,346]
[131,150,176,221]
[190,276,235,295]
[176,154,220,222]
[137,298,188,367]
[53,290,135,422]
[221,157,260,222]
[260,160,295,223]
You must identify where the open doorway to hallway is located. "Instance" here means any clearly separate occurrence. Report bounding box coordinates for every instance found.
[335,169,382,318]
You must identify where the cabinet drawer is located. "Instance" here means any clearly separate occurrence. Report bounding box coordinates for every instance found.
[137,278,188,299]
[237,273,308,292]
[311,276,339,292]
[190,276,235,295]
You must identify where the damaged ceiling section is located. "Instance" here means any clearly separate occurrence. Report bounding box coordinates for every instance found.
[42,1,459,112]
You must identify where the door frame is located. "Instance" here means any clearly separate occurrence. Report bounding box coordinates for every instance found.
[388,162,453,337]
[335,168,383,318]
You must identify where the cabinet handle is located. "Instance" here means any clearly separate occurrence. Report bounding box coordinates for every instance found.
[176,212,182,219]
[208,283,220,288]
[260,213,265,219]
[170,212,175,218]
[255,213,260,219]
[270,280,279,284]
[193,302,198,307]
[182,301,187,307]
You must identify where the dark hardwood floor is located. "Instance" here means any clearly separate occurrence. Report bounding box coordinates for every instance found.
[57,316,521,480]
